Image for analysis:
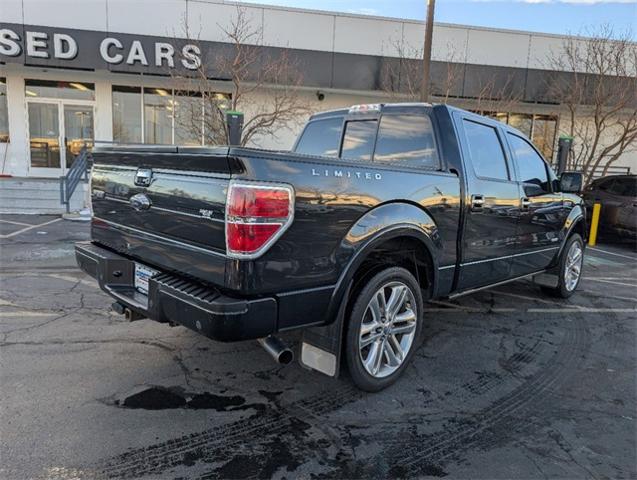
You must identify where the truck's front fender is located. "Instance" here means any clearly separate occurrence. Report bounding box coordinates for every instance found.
[556,203,587,260]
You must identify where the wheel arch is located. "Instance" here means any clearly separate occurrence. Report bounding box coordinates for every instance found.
[327,201,442,325]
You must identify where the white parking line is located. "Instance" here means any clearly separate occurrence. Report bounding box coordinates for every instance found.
[429,300,470,310]
[0,218,62,239]
[584,278,637,288]
[0,272,97,287]
[45,274,98,288]
[424,307,637,314]
[490,289,574,306]
[583,277,637,280]
[589,247,637,261]
[0,219,33,227]
[0,311,57,317]
[526,308,637,313]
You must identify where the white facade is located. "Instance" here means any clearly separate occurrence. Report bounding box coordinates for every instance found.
[0,0,634,213]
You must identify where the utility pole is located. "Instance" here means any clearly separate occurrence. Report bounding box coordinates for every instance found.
[420,0,436,102]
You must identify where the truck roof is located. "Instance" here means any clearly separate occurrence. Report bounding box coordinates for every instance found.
[309,102,530,141]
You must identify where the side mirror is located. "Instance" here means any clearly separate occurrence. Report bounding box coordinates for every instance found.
[560,172,583,193]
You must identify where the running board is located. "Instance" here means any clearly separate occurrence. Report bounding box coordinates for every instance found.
[448,269,550,299]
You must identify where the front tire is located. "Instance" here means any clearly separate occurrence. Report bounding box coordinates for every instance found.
[345,267,424,392]
[543,233,585,298]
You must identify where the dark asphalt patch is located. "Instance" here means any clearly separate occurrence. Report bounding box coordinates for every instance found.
[109,385,249,411]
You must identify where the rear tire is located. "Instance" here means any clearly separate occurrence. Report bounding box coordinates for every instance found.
[345,267,424,392]
[542,233,584,298]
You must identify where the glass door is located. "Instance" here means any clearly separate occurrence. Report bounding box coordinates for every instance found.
[27,100,94,176]
[63,104,94,169]
[28,101,62,174]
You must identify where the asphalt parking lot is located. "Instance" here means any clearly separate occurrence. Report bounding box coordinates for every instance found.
[1,215,636,479]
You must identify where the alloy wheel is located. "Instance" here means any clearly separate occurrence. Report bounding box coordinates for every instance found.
[564,241,583,291]
[358,281,418,378]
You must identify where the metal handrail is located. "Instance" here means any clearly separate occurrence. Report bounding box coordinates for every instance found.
[59,144,91,213]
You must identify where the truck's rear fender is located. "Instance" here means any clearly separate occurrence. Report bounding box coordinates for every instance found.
[328,201,443,324]
[300,202,442,377]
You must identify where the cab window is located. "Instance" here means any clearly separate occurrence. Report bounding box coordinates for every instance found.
[374,114,439,169]
[462,120,509,180]
[609,177,637,197]
[294,117,343,157]
[340,120,377,161]
[507,133,550,194]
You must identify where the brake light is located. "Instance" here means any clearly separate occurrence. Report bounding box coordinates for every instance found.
[225,182,294,258]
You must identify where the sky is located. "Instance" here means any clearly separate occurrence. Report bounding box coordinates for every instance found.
[242,0,637,37]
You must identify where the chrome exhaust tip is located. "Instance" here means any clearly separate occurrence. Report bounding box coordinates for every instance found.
[258,336,294,365]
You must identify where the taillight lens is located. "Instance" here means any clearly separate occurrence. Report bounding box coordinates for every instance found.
[228,186,290,218]
[226,182,294,258]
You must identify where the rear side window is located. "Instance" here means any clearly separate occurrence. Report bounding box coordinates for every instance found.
[462,120,509,180]
[374,114,439,169]
[341,120,377,161]
[609,178,637,196]
[507,133,550,194]
[294,117,342,157]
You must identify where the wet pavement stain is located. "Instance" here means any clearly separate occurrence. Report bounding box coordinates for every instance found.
[110,386,248,412]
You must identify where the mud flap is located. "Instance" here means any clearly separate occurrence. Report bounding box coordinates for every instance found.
[532,269,559,288]
[300,281,352,378]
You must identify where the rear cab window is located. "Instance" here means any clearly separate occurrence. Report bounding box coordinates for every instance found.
[374,114,439,169]
[341,120,377,161]
[294,116,343,157]
[295,105,441,170]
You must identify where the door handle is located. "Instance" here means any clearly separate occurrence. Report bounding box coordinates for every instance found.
[471,194,484,212]
[521,197,531,209]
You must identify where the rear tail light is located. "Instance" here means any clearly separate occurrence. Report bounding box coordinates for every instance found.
[225,182,295,259]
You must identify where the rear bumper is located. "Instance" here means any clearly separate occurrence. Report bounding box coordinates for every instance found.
[75,241,277,342]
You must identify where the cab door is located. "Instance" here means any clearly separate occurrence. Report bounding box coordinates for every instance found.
[454,113,521,290]
[505,132,564,276]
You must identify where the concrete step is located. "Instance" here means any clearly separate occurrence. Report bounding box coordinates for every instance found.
[0,178,88,214]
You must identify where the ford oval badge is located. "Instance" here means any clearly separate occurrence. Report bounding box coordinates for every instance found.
[130,193,151,211]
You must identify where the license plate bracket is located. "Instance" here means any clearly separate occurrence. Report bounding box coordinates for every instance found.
[134,263,158,295]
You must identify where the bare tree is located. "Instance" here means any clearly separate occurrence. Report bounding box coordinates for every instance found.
[381,39,522,113]
[546,25,637,184]
[171,7,310,147]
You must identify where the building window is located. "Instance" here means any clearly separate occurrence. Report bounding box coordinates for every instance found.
[0,78,8,142]
[112,86,142,143]
[174,90,203,146]
[25,79,95,101]
[144,88,173,145]
[531,115,557,163]
[112,86,230,145]
[484,111,558,161]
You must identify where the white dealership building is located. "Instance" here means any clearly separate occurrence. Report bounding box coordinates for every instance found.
[0,0,634,213]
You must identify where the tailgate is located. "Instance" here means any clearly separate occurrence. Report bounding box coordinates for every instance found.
[90,146,231,286]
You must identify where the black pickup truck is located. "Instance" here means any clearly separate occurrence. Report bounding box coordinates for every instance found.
[76,103,586,391]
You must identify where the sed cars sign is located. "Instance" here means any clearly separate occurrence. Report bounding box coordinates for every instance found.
[0,24,203,73]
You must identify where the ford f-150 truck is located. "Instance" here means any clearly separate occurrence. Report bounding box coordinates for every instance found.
[76,103,586,391]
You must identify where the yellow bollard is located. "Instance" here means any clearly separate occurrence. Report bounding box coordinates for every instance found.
[588,203,601,246]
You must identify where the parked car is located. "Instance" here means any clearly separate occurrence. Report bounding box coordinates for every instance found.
[583,174,637,239]
[76,103,586,391]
